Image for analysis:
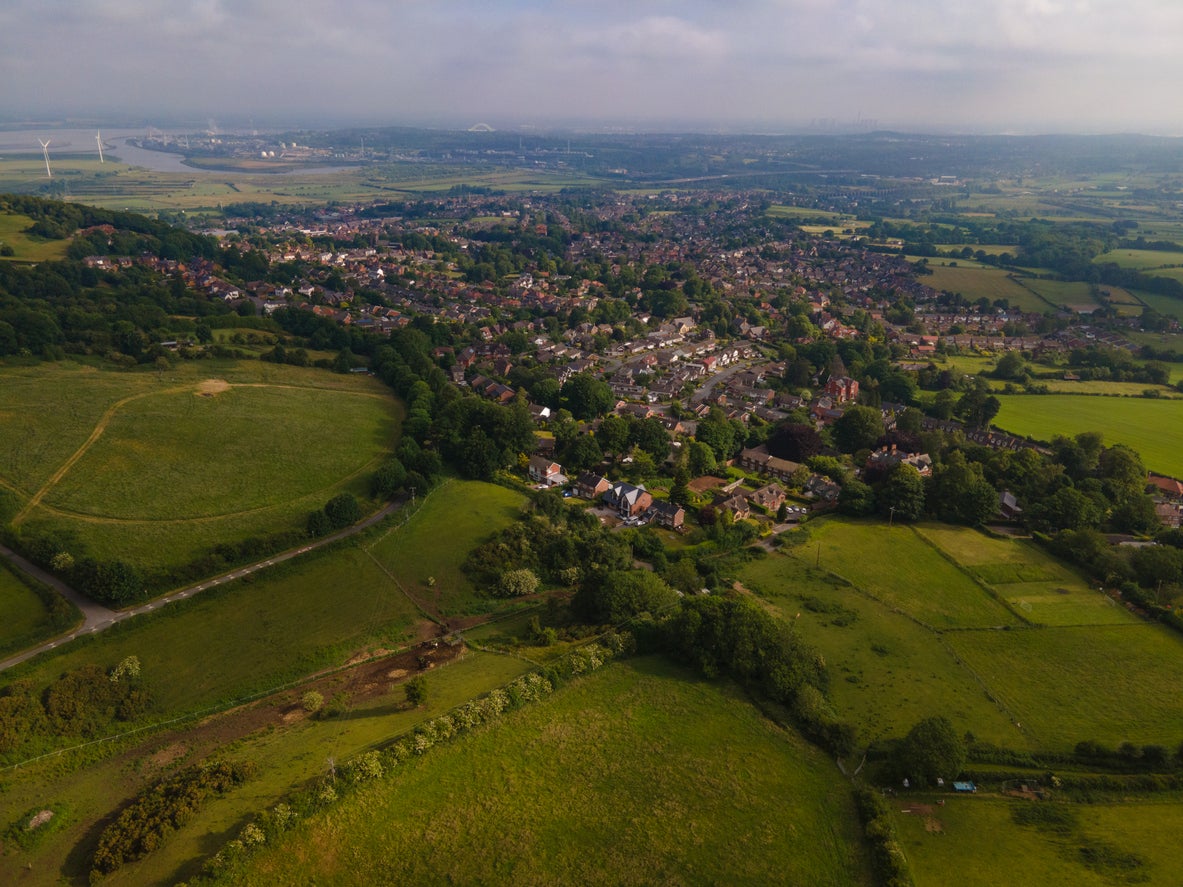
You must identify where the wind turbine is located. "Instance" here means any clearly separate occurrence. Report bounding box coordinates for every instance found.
[95,131,105,163]
[39,139,52,178]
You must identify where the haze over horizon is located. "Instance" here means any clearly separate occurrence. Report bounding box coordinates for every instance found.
[4,0,1183,136]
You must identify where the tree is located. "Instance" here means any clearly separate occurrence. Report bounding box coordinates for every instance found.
[370,457,408,499]
[596,414,631,455]
[879,464,926,522]
[498,568,540,598]
[560,433,604,474]
[895,716,966,786]
[404,676,427,708]
[323,492,361,529]
[767,423,823,462]
[839,478,876,516]
[560,373,613,420]
[575,569,679,623]
[687,441,717,476]
[832,405,884,453]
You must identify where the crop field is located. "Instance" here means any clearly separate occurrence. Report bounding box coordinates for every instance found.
[0,209,70,262]
[0,650,533,886]
[993,394,1183,477]
[921,266,1047,311]
[897,795,1183,887]
[945,624,1183,751]
[217,657,871,887]
[0,360,402,574]
[914,526,1138,627]
[801,520,1020,629]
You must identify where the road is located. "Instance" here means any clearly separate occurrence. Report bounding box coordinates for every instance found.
[0,499,402,673]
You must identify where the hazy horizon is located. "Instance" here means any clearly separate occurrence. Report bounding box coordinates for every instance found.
[5,1,1183,137]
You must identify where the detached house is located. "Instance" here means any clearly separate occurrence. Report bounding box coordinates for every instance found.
[574,472,611,500]
[604,482,653,518]
[528,455,565,487]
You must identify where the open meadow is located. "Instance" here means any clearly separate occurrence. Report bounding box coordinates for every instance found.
[0,360,403,578]
[922,265,1048,312]
[0,561,72,656]
[211,657,872,887]
[897,794,1183,887]
[738,520,1170,753]
[993,394,1183,477]
[0,209,70,262]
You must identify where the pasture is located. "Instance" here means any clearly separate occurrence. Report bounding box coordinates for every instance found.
[798,520,1020,629]
[945,624,1183,751]
[0,650,533,886]
[0,561,70,656]
[214,657,871,887]
[0,209,69,262]
[993,394,1183,477]
[898,795,1183,887]
[738,553,1025,747]
[0,360,402,575]
[921,265,1047,312]
[1093,248,1183,270]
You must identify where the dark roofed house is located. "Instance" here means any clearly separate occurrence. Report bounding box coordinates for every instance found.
[604,482,653,518]
[651,501,685,530]
[715,493,751,522]
[574,472,611,500]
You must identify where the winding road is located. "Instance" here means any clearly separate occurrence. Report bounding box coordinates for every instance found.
[0,499,402,673]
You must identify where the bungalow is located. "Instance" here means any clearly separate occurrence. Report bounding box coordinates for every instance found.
[574,472,611,500]
[650,501,686,530]
[604,482,653,518]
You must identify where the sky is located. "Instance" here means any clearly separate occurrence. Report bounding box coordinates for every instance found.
[4,0,1183,134]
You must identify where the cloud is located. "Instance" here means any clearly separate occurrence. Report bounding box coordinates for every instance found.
[4,0,1183,132]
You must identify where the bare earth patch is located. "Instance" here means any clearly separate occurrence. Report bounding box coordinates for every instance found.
[195,379,230,397]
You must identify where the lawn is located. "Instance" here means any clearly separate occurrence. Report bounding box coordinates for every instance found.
[214,657,872,887]
[945,624,1183,751]
[993,394,1183,477]
[795,519,1020,629]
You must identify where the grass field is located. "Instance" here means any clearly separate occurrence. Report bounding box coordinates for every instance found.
[922,266,1048,312]
[993,394,1183,477]
[0,210,69,262]
[215,657,872,887]
[0,650,533,886]
[898,795,1183,887]
[795,520,1020,629]
[946,624,1183,751]
[0,561,70,656]
[0,360,402,574]
[1017,278,1106,313]
[738,552,1025,747]
[1094,248,1183,270]
[914,526,1135,627]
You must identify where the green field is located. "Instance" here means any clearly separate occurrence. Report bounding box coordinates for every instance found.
[797,520,1020,629]
[993,394,1183,477]
[0,210,69,262]
[0,561,72,656]
[946,624,1183,751]
[1018,278,1105,313]
[0,360,402,574]
[899,795,1183,887]
[922,266,1048,312]
[0,650,533,886]
[214,657,872,887]
[1094,248,1183,270]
